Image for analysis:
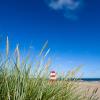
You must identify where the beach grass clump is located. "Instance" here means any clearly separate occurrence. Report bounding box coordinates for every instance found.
[0,37,99,100]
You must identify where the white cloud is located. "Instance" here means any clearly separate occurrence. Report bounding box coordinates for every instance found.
[45,0,84,20]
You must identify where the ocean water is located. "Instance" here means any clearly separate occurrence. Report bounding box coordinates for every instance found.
[58,78,100,82]
[80,78,100,82]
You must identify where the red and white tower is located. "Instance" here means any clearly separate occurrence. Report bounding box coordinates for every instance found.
[50,71,57,81]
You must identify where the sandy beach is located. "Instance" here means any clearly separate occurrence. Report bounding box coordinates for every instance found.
[79,82,100,99]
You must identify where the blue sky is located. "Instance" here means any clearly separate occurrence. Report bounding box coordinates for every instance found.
[0,0,100,78]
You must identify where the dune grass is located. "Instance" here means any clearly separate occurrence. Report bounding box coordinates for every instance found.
[0,37,99,100]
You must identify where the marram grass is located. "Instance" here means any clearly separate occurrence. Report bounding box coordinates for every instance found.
[0,37,99,100]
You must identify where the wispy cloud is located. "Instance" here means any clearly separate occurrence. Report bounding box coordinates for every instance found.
[45,0,84,20]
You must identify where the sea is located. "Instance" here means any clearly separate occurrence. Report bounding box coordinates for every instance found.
[58,78,100,82]
[80,78,100,82]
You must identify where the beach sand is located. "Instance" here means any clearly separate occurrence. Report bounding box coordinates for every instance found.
[79,82,100,99]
